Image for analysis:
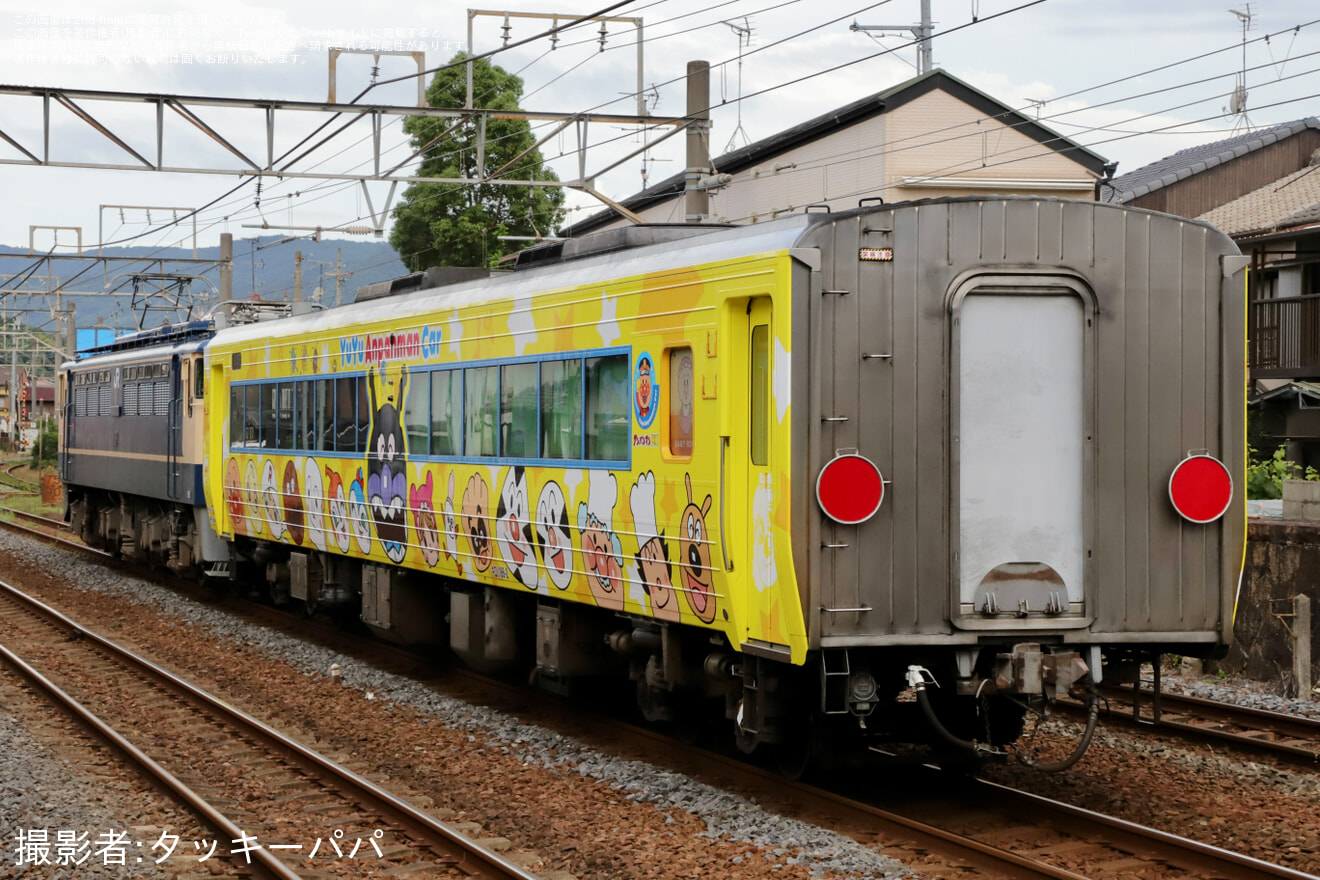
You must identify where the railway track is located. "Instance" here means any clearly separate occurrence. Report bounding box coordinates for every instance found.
[0,576,541,880]
[0,461,39,492]
[0,518,1314,879]
[1055,684,1320,768]
[0,504,69,534]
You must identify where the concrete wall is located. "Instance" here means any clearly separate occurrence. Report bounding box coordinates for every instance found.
[1227,519,1320,690]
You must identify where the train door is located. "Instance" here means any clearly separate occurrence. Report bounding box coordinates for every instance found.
[59,372,73,483]
[167,354,182,500]
[739,295,791,652]
[950,276,1095,629]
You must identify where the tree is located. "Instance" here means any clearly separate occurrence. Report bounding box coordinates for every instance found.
[390,54,566,270]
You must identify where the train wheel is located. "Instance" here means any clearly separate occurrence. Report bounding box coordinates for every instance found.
[774,716,819,780]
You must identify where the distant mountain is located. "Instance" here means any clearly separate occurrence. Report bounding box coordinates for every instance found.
[0,236,410,336]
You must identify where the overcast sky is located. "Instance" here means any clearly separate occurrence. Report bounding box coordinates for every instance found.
[0,0,1317,270]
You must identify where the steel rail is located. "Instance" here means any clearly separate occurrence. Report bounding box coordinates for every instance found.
[1057,685,1320,767]
[972,777,1318,880]
[0,578,540,880]
[0,639,305,880]
[0,505,70,532]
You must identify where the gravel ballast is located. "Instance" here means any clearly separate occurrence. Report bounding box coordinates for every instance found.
[0,531,910,880]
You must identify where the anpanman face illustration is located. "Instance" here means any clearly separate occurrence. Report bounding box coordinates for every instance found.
[462,473,492,572]
[680,473,716,623]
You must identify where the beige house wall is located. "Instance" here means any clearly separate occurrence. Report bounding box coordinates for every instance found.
[581,86,1097,233]
[885,90,1096,202]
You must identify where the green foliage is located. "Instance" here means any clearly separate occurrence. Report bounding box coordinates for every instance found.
[390,54,566,270]
[1246,444,1319,499]
[29,418,57,469]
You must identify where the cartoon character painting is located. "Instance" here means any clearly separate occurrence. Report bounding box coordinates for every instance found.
[442,470,461,573]
[495,466,538,589]
[282,460,305,546]
[325,466,351,553]
[303,458,327,552]
[535,481,573,591]
[634,352,657,429]
[577,470,624,611]
[366,365,409,564]
[244,460,264,536]
[630,471,678,622]
[411,471,441,568]
[224,458,246,535]
[461,473,493,573]
[261,458,285,541]
[349,468,372,554]
[679,473,717,623]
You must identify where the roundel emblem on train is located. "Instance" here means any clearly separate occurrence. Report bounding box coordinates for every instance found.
[634,351,658,429]
[1168,454,1233,524]
[816,454,885,525]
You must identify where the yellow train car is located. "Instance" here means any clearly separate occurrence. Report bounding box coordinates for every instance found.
[206,222,810,697]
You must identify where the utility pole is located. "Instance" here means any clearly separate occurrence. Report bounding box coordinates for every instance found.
[294,250,303,303]
[335,249,346,307]
[684,60,710,224]
[219,233,233,304]
[850,0,935,75]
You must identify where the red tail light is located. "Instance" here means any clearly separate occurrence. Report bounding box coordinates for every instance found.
[817,454,885,524]
[1168,454,1233,523]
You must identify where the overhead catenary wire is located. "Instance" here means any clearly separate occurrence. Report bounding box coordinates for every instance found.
[48,4,1320,264]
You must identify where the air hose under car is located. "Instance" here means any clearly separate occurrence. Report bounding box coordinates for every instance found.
[906,665,1100,772]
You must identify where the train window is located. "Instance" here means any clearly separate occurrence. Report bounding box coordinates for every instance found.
[501,363,538,459]
[335,377,357,453]
[295,382,312,451]
[315,380,333,452]
[668,348,694,458]
[230,386,241,444]
[540,358,582,459]
[430,370,460,456]
[465,366,498,457]
[193,360,204,399]
[260,383,277,447]
[277,382,294,450]
[244,385,260,443]
[355,376,370,453]
[585,354,629,462]
[123,383,139,417]
[404,372,428,455]
[750,324,769,466]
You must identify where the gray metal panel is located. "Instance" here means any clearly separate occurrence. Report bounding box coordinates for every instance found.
[796,196,1242,649]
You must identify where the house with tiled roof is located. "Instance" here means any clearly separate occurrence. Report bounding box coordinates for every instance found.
[1105,120,1320,467]
[1102,118,1320,216]
[561,69,1110,236]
